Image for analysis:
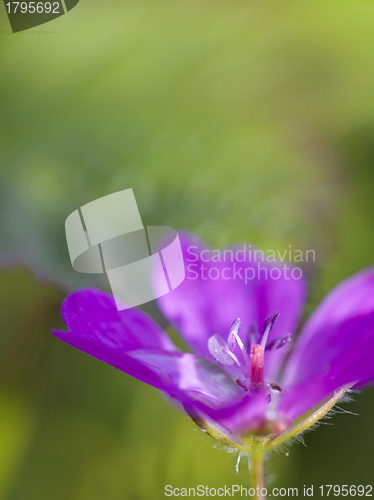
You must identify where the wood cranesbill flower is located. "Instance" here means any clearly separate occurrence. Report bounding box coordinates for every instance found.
[52,233,374,499]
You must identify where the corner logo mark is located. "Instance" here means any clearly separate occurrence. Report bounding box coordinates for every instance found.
[65,189,186,311]
[3,0,79,33]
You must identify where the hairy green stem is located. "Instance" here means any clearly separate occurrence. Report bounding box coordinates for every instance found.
[250,452,266,500]
[262,383,355,452]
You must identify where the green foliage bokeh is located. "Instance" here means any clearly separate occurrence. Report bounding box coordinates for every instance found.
[1,0,374,498]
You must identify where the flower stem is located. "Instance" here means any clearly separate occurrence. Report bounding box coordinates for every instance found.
[249,451,266,500]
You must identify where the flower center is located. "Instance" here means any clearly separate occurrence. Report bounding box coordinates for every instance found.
[207,312,291,395]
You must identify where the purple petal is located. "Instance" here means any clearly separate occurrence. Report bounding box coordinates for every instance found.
[52,288,180,391]
[52,289,245,409]
[191,392,269,435]
[173,355,243,406]
[280,266,374,420]
[129,351,243,406]
[156,232,307,381]
[54,288,177,352]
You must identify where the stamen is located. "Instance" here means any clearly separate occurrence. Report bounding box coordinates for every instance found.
[265,333,291,351]
[270,383,282,392]
[227,318,252,378]
[227,318,241,351]
[236,378,249,391]
[260,311,280,349]
[208,334,240,367]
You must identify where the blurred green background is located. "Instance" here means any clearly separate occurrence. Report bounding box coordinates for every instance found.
[1,0,374,498]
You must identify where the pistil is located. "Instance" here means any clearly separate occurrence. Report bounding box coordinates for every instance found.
[251,344,264,384]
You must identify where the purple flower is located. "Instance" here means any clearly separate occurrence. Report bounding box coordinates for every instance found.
[52,233,374,450]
